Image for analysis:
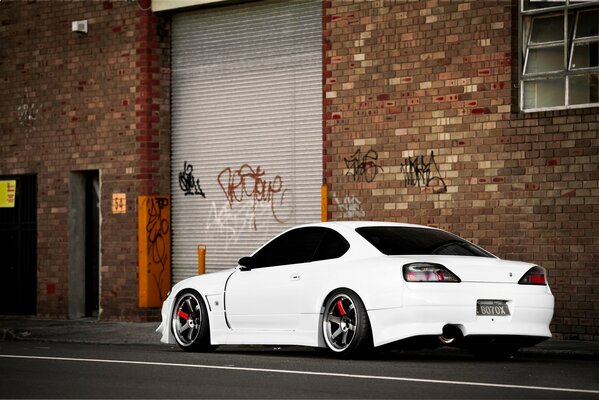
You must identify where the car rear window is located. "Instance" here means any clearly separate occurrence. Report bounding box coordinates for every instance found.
[355,227,494,257]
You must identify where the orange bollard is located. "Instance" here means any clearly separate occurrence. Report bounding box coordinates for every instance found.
[197,244,206,275]
[321,184,328,222]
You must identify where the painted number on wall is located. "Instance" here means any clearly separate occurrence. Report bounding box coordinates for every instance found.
[112,193,126,214]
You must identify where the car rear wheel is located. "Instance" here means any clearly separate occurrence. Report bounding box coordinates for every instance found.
[322,289,372,357]
[171,289,213,352]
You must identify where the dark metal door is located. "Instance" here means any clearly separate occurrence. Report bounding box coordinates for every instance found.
[0,175,37,315]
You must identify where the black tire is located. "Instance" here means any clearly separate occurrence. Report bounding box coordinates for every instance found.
[322,289,373,357]
[171,289,213,352]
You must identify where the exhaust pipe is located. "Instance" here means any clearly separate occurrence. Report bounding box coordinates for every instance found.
[439,325,463,345]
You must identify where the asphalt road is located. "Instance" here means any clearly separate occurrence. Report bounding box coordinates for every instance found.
[0,341,598,399]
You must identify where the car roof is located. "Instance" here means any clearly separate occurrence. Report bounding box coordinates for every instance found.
[253,221,446,259]
[303,221,436,230]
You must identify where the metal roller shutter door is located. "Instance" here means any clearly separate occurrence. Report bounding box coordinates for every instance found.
[171,0,322,282]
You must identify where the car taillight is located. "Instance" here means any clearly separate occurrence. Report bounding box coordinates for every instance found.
[403,263,460,283]
[518,266,547,285]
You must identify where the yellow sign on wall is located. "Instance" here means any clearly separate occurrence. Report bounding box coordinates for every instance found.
[112,193,126,214]
[0,180,16,208]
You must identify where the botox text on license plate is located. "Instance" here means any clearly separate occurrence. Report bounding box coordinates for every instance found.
[476,300,510,316]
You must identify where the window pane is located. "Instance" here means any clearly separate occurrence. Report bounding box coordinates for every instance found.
[313,230,349,261]
[575,10,599,38]
[355,227,494,257]
[571,41,599,69]
[530,15,564,43]
[523,78,565,108]
[524,1,565,13]
[526,46,564,73]
[252,227,326,268]
[569,73,599,104]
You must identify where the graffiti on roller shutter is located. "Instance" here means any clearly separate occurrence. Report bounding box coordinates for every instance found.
[204,201,257,251]
[179,161,206,198]
[217,164,288,230]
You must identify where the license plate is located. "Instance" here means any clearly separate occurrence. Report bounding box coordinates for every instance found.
[476,300,510,316]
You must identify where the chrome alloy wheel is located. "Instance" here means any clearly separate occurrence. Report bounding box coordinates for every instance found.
[172,292,203,347]
[323,294,358,352]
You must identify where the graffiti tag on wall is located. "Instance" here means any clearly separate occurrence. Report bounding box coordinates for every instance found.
[179,161,206,197]
[217,164,287,230]
[334,194,365,219]
[17,103,42,128]
[344,148,384,182]
[16,101,46,134]
[399,151,447,193]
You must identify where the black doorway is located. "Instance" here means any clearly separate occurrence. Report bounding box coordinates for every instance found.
[0,175,37,315]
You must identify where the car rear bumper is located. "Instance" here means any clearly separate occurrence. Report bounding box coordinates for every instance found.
[368,282,554,347]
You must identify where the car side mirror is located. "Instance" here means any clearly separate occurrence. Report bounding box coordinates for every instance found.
[238,256,254,270]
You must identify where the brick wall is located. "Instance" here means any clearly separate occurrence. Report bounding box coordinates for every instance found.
[0,0,170,321]
[324,0,598,340]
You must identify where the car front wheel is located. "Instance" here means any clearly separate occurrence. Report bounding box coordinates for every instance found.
[171,289,213,352]
[322,289,372,357]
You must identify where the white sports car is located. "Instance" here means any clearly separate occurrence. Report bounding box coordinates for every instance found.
[157,221,554,358]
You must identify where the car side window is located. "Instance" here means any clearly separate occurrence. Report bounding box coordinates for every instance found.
[313,229,349,262]
[251,227,327,268]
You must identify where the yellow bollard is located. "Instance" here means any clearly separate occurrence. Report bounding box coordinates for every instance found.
[197,244,206,275]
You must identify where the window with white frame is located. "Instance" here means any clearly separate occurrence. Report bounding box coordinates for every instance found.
[521,0,599,111]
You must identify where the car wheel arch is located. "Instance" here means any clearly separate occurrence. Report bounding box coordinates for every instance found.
[318,287,372,331]
[319,287,374,356]
[170,288,215,352]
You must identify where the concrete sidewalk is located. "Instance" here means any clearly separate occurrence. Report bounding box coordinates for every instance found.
[0,317,159,346]
[0,316,597,359]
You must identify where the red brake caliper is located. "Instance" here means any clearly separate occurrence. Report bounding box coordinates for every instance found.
[336,299,346,316]
[177,310,189,320]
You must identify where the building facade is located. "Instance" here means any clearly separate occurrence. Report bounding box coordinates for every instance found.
[0,0,170,320]
[0,0,597,340]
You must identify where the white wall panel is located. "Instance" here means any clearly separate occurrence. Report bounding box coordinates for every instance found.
[171,0,322,282]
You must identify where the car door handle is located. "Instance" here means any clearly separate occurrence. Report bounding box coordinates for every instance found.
[289,274,301,281]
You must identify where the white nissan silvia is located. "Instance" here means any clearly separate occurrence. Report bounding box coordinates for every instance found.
[157,221,554,358]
